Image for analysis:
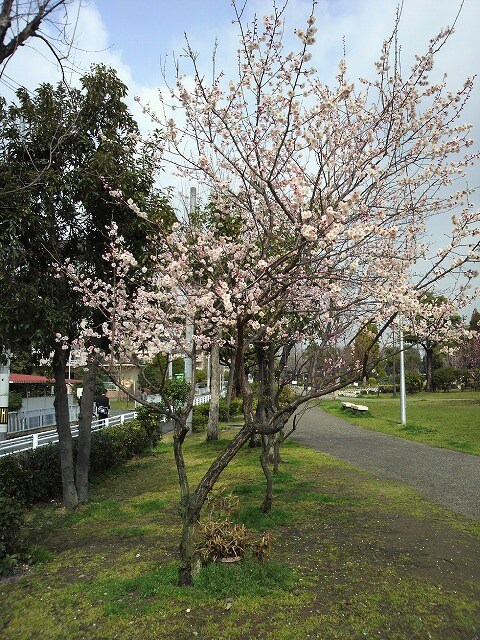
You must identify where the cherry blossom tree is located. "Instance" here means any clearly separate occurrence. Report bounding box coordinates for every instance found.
[70,1,479,585]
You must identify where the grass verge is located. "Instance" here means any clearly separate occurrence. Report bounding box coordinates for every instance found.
[0,428,479,639]
[320,390,480,454]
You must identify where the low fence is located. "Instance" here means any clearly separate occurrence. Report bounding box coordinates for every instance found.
[8,405,80,434]
[146,393,212,406]
[340,387,379,398]
[0,412,137,458]
[0,393,214,458]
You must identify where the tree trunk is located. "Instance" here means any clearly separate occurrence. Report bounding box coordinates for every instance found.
[76,356,98,503]
[273,437,280,474]
[260,436,273,513]
[174,409,254,585]
[425,347,434,392]
[207,341,220,442]
[53,346,79,511]
[178,500,202,586]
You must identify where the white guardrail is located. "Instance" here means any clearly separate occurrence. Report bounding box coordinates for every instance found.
[8,405,80,434]
[0,412,138,458]
[0,393,212,458]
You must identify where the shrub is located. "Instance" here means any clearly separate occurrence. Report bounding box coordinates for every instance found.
[192,412,208,433]
[378,384,394,394]
[8,391,23,412]
[433,367,460,392]
[0,419,161,506]
[228,397,243,416]
[405,372,423,394]
[191,398,244,433]
[277,386,296,408]
[0,495,26,576]
[135,405,163,447]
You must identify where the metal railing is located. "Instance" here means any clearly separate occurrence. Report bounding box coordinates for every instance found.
[8,405,80,434]
[146,393,212,406]
[0,392,214,457]
[0,412,137,458]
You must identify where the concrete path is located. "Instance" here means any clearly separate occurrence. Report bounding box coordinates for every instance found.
[290,404,480,520]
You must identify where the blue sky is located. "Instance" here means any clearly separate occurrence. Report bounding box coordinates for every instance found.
[4,0,479,141]
[2,0,479,303]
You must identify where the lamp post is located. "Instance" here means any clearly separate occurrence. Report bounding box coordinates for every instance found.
[183,186,197,432]
[399,319,407,425]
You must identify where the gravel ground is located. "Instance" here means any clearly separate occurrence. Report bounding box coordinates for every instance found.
[290,403,480,520]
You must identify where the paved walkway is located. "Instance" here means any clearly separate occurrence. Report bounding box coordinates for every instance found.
[290,404,480,520]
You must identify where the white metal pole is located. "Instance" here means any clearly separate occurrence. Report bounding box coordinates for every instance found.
[206,353,211,392]
[0,351,10,441]
[185,320,194,433]
[399,321,407,425]
[184,186,197,432]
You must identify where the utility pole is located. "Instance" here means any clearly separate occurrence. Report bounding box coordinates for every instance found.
[399,319,407,425]
[0,351,10,441]
[184,186,197,432]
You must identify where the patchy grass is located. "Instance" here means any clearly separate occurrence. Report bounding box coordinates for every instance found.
[0,430,479,639]
[321,390,480,454]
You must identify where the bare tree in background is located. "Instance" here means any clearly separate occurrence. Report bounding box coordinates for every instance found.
[0,0,79,76]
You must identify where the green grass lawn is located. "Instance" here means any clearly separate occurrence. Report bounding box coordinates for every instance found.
[109,399,137,411]
[320,390,480,455]
[1,428,479,639]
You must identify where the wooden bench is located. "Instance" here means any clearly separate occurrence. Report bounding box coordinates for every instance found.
[341,402,369,413]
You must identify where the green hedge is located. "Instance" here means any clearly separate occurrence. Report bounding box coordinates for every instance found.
[0,419,161,506]
[192,398,243,433]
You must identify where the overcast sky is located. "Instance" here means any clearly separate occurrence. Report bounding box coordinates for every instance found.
[2,0,479,306]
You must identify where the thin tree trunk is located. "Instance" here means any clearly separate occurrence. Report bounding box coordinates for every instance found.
[207,341,220,442]
[425,347,433,392]
[178,500,202,586]
[76,356,98,503]
[273,437,280,474]
[260,436,273,513]
[53,346,79,511]
[175,416,255,585]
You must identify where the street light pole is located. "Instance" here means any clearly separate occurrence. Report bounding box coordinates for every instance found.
[184,186,197,433]
[399,319,407,425]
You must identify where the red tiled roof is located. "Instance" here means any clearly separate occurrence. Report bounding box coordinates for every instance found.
[9,373,81,384]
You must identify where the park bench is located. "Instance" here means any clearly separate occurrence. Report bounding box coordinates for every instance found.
[341,401,369,413]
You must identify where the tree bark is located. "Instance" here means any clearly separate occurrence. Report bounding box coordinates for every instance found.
[260,436,273,513]
[207,341,220,442]
[76,356,98,503]
[425,347,434,392]
[178,500,202,586]
[53,345,79,511]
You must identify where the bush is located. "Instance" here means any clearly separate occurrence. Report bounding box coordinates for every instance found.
[0,419,161,506]
[192,412,208,433]
[378,384,394,394]
[197,492,272,564]
[191,398,244,434]
[277,386,296,408]
[405,372,423,394]
[8,391,23,412]
[136,405,163,447]
[433,367,460,392]
[0,495,26,576]
[228,397,243,417]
